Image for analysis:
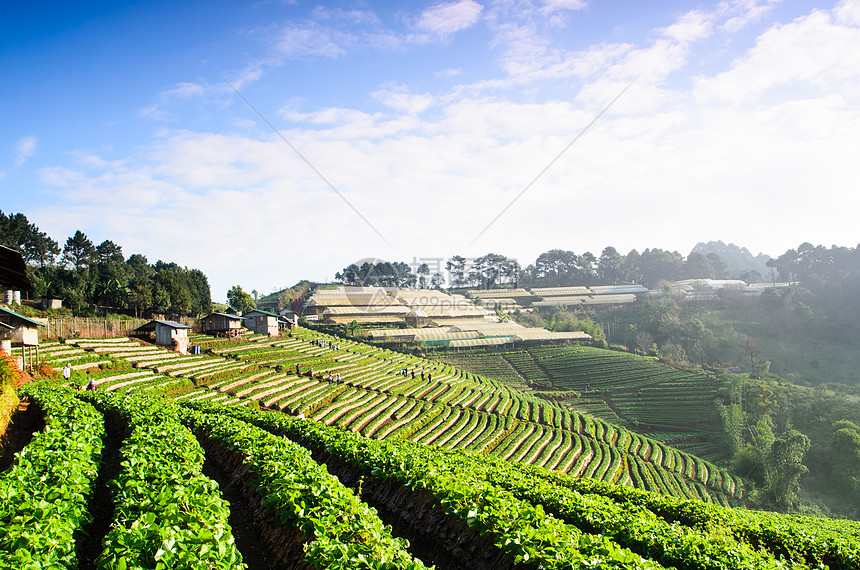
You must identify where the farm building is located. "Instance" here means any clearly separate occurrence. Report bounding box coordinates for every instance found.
[201,312,244,336]
[279,309,299,326]
[40,296,63,310]
[303,287,402,316]
[134,320,191,354]
[243,309,279,336]
[304,286,493,325]
[278,315,295,332]
[321,305,410,325]
[0,244,31,292]
[0,306,46,369]
[404,309,429,328]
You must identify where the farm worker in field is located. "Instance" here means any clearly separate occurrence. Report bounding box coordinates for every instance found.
[62,363,71,381]
[85,378,95,391]
[296,364,301,376]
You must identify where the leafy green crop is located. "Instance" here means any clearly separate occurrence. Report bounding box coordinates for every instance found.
[188,400,668,569]
[80,392,245,570]
[178,404,429,569]
[0,384,105,569]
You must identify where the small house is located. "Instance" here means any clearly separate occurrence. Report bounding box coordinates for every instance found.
[134,320,191,354]
[279,308,299,326]
[0,244,32,291]
[242,309,279,336]
[201,312,244,336]
[404,309,429,328]
[0,306,46,369]
[40,296,63,310]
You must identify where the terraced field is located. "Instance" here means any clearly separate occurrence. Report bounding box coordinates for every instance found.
[41,328,740,503]
[5,384,859,570]
[438,346,728,463]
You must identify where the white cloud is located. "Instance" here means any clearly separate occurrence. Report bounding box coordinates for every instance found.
[659,10,715,44]
[372,84,435,114]
[22,0,860,298]
[414,0,483,38]
[720,0,783,33]
[274,23,351,59]
[15,135,37,167]
[539,0,587,13]
[435,68,462,77]
[695,6,860,105]
[836,0,860,25]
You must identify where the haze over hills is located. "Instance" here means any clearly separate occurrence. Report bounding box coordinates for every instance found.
[690,241,772,278]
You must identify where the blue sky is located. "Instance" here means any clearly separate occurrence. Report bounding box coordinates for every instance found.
[2,0,859,301]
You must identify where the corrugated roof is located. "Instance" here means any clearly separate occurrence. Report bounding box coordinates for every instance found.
[416,330,480,342]
[589,285,648,294]
[244,309,279,317]
[322,306,411,315]
[448,337,513,347]
[532,296,589,306]
[325,315,405,324]
[0,306,46,327]
[134,319,191,332]
[206,312,244,320]
[530,286,591,296]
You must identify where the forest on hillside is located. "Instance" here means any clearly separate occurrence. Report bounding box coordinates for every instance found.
[0,211,211,317]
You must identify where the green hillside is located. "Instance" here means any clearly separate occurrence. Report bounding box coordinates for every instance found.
[4,382,859,569]
[36,328,741,504]
[436,346,728,463]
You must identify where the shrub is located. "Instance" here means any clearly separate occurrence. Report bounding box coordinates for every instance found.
[0,352,23,389]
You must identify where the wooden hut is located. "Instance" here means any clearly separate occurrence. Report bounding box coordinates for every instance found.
[279,309,299,326]
[134,320,191,354]
[242,309,279,336]
[40,296,63,310]
[404,309,429,328]
[0,306,46,369]
[201,312,244,336]
[0,244,32,291]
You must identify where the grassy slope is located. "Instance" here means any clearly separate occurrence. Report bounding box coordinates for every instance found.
[41,331,743,505]
[436,345,730,463]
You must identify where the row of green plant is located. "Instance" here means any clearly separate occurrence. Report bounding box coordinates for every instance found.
[175,398,429,569]
[195,400,860,570]
[187,400,667,569]
[1,384,104,568]
[260,331,741,498]
[80,391,245,569]
[514,460,860,568]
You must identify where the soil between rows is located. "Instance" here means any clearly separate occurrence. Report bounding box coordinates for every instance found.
[76,411,126,570]
[197,432,314,570]
[0,399,44,473]
[283,424,536,570]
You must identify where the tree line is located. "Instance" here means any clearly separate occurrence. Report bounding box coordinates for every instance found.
[0,211,211,318]
[335,247,734,290]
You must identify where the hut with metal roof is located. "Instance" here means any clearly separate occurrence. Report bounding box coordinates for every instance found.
[243,309,279,336]
[134,319,191,354]
[279,308,299,326]
[201,312,244,336]
[0,306,46,368]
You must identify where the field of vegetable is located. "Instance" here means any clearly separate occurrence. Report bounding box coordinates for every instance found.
[438,345,728,461]
[38,330,739,502]
[5,385,856,569]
